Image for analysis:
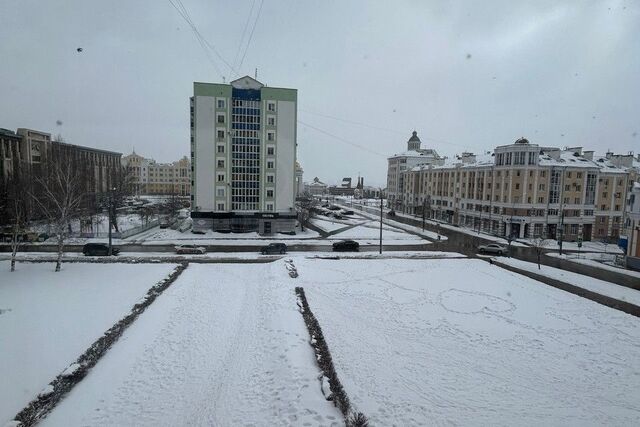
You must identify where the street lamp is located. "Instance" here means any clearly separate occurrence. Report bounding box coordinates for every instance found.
[108,186,116,256]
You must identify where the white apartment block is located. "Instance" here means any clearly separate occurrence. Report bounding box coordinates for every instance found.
[190,76,298,234]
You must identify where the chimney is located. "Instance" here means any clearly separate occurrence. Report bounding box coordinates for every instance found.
[461,152,476,164]
[583,150,594,161]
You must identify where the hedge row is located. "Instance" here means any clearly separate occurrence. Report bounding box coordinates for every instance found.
[294,286,368,427]
[12,262,189,427]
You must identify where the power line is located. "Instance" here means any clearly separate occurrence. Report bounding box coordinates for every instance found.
[168,0,237,77]
[238,0,264,73]
[232,0,256,72]
[299,108,470,149]
[297,119,388,158]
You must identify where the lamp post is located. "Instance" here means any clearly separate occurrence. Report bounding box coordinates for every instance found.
[379,189,383,254]
[108,187,116,256]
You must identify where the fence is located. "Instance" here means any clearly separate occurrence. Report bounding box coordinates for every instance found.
[75,219,159,239]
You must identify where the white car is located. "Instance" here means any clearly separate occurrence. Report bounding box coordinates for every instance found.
[174,244,206,255]
[477,243,508,255]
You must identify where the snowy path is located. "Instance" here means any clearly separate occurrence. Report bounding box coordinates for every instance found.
[42,263,340,426]
[297,257,640,426]
[0,262,176,424]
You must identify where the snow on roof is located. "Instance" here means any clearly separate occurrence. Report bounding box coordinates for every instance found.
[389,150,434,159]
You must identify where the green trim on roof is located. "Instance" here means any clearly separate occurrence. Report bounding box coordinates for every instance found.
[194,82,232,97]
[261,87,297,102]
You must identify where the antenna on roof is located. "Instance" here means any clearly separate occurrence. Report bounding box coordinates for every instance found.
[222,76,226,83]
[255,68,258,79]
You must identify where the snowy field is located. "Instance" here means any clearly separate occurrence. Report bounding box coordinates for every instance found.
[296,257,640,426]
[42,262,340,426]
[0,262,176,424]
[496,257,640,306]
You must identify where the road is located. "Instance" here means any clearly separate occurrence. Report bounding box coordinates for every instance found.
[348,202,639,289]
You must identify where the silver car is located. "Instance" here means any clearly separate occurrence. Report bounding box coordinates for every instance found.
[478,243,508,255]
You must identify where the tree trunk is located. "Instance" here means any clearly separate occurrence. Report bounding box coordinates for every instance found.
[10,230,18,272]
[55,232,64,272]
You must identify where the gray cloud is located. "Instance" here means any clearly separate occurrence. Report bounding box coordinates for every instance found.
[1,0,638,187]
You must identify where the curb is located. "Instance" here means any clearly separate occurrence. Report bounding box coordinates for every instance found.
[294,287,368,426]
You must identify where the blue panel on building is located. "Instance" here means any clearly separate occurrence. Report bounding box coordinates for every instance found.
[232,88,261,101]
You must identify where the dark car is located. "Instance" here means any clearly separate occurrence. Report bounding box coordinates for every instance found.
[261,243,288,255]
[388,210,396,217]
[83,243,120,256]
[332,240,359,252]
[342,210,355,215]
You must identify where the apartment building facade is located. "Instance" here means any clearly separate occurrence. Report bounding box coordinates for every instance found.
[122,151,191,196]
[190,76,298,234]
[387,131,442,209]
[402,138,629,241]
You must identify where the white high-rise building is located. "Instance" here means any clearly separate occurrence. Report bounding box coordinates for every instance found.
[190,76,298,234]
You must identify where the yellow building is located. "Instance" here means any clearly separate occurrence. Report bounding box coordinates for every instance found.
[402,138,630,242]
[122,151,190,196]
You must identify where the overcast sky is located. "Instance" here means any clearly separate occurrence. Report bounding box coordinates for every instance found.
[1,0,638,187]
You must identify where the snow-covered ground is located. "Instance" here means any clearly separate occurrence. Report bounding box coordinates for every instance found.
[130,226,322,245]
[496,257,640,306]
[42,262,340,426]
[310,217,361,233]
[546,253,640,279]
[296,257,640,426]
[0,262,176,424]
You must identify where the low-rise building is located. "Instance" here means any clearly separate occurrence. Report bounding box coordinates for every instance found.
[329,177,354,196]
[1,127,121,194]
[402,138,630,241]
[624,182,640,262]
[305,177,327,196]
[386,131,442,209]
[122,151,191,196]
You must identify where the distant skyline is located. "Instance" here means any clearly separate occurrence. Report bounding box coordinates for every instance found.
[1,0,639,187]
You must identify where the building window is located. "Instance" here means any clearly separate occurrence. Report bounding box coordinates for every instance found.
[217,173,225,182]
[217,130,225,139]
[217,114,225,124]
[268,116,275,126]
[267,146,275,155]
[267,102,276,112]
[217,159,225,168]
[266,189,274,198]
[216,188,225,197]
[267,132,275,141]
[266,203,274,211]
[267,161,274,169]
[267,175,274,183]
[217,145,225,153]
[217,203,225,210]
[217,99,225,109]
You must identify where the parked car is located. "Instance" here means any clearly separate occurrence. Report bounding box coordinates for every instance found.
[261,243,287,255]
[478,243,508,255]
[388,210,396,217]
[328,205,341,210]
[83,243,120,256]
[333,213,343,219]
[342,210,354,215]
[174,244,206,255]
[332,240,360,252]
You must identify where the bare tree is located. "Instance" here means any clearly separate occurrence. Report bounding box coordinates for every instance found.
[31,157,87,272]
[531,237,548,270]
[106,166,134,233]
[295,193,317,232]
[3,169,33,271]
